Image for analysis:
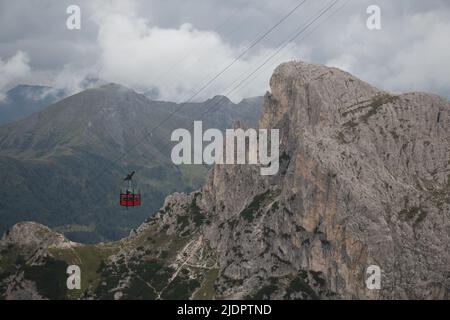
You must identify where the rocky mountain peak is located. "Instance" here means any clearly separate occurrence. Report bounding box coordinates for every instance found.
[260,61,380,130]
[94,83,136,95]
[1,222,76,249]
[161,61,450,299]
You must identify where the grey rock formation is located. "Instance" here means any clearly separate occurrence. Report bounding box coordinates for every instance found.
[135,61,450,299]
[1,221,76,249]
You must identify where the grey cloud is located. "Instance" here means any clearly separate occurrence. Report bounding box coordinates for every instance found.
[0,0,449,101]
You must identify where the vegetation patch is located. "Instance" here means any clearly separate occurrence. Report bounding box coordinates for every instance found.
[94,263,122,300]
[279,152,291,164]
[228,218,239,230]
[0,246,25,279]
[310,271,326,287]
[23,256,68,300]
[342,94,398,128]
[342,119,358,129]
[176,215,190,230]
[336,131,348,144]
[123,277,157,300]
[360,94,398,123]
[218,275,244,289]
[176,194,204,230]
[49,244,119,298]
[247,283,278,300]
[279,152,291,174]
[430,177,450,209]
[161,275,200,300]
[398,207,427,226]
[240,190,271,222]
[284,272,319,300]
[193,268,219,300]
[189,194,204,227]
[270,201,279,213]
[134,259,173,292]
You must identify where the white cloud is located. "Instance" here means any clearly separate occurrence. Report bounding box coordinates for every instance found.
[386,12,450,94]
[323,8,450,97]
[0,51,31,102]
[2,1,450,102]
[90,0,301,102]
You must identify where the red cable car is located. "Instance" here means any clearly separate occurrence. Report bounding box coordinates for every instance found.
[120,171,142,208]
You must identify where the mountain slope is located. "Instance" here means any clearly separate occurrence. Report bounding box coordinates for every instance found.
[1,61,449,300]
[0,84,262,242]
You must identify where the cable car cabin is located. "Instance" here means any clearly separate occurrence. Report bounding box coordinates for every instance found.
[119,191,141,207]
[119,171,141,208]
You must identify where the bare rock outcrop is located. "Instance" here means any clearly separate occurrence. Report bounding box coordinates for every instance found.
[182,61,450,299]
[1,221,77,249]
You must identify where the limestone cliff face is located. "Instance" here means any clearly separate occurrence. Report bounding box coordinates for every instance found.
[150,61,450,299]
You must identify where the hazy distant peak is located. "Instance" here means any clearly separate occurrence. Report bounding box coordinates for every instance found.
[239,96,264,104]
[7,84,52,94]
[95,83,135,93]
[208,95,233,105]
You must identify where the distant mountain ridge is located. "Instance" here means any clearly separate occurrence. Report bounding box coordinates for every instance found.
[0,85,66,125]
[0,83,263,242]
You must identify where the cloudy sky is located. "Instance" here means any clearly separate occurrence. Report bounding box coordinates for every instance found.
[0,0,449,102]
